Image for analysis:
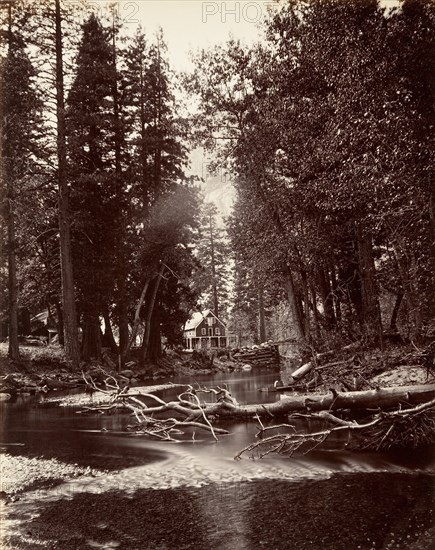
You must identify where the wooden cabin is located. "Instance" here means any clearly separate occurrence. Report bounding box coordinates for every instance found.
[183,310,228,350]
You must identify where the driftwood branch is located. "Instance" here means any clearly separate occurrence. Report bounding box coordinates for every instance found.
[234,398,435,459]
[80,373,230,441]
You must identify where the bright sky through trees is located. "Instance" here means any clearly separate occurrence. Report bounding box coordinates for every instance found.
[95,0,269,70]
[101,0,400,72]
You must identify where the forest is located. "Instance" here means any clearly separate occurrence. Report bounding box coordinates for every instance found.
[1,0,434,374]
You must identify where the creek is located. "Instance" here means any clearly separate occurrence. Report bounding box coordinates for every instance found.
[1,369,434,549]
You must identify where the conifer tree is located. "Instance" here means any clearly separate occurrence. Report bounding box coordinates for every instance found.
[194,203,231,319]
[122,28,197,364]
[1,6,43,359]
[12,0,83,365]
[54,0,80,365]
[67,13,118,360]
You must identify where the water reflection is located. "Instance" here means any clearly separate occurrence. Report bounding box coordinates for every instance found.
[164,369,280,405]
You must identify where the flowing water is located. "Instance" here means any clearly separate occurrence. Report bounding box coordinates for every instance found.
[1,370,434,549]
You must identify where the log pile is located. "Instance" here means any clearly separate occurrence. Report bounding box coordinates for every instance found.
[232,344,279,368]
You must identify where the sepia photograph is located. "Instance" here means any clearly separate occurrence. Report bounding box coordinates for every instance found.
[0,0,434,548]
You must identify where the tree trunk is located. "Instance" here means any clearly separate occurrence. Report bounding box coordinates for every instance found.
[310,284,321,341]
[81,311,102,361]
[20,308,31,337]
[55,0,80,368]
[429,175,435,321]
[122,276,151,362]
[393,243,422,338]
[258,283,266,343]
[4,5,19,361]
[6,187,20,360]
[300,268,311,342]
[140,264,165,366]
[114,384,435,420]
[318,266,335,330]
[207,384,435,418]
[139,61,149,218]
[209,212,219,317]
[102,306,118,353]
[356,226,384,349]
[55,301,64,346]
[330,264,341,326]
[111,14,121,177]
[148,307,162,363]
[390,291,404,331]
[285,269,304,342]
[111,12,128,370]
[118,294,129,369]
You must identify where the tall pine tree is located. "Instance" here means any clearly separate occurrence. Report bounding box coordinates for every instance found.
[1,8,43,359]
[194,202,231,319]
[67,13,119,360]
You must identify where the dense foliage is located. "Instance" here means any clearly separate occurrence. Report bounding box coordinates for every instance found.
[0,1,201,364]
[1,0,433,367]
[190,0,435,353]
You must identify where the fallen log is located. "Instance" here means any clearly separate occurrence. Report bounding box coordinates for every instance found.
[291,341,361,381]
[206,384,435,418]
[291,361,313,380]
[81,371,435,456]
[122,384,435,420]
[82,369,435,420]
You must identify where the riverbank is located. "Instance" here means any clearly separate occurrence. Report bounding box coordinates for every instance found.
[1,341,433,402]
[2,472,434,549]
[0,344,223,399]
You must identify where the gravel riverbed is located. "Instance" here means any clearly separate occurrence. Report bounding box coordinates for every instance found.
[0,453,108,499]
[2,473,434,550]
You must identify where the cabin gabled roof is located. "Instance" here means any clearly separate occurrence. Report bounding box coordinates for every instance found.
[31,310,49,324]
[183,309,226,332]
[184,311,207,331]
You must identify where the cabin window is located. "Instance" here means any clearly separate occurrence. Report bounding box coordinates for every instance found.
[207,317,214,326]
[201,328,206,335]
[208,328,213,336]
[215,327,220,336]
